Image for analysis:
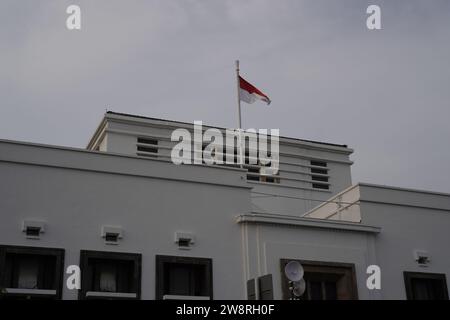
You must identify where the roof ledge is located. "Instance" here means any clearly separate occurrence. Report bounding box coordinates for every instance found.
[237,212,381,234]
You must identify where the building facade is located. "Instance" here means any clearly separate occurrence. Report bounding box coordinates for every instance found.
[0,111,449,300]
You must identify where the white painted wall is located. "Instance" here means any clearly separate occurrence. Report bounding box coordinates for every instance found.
[300,183,450,299]
[240,219,380,300]
[359,184,450,299]
[0,140,252,299]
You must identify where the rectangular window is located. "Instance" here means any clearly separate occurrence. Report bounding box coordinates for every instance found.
[311,168,328,175]
[404,272,449,300]
[247,167,260,181]
[137,137,158,145]
[25,227,41,238]
[280,259,358,300]
[310,160,329,190]
[261,175,280,184]
[0,245,65,300]
[79,250,141,300]
[310,160,327,167]
[312,183,329,190]
[137,145,158,153]
[156,255,213,300]
[137,137,158,157]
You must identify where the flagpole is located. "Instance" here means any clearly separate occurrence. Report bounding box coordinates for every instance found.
[236,60,242,129]
[235,60,243,168]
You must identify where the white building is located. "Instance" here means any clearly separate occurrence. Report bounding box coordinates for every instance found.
[0,111,449,300]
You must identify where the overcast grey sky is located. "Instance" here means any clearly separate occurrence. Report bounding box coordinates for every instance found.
[1,0,449,192]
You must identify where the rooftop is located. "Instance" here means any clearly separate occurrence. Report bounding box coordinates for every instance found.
[103,111,350,149]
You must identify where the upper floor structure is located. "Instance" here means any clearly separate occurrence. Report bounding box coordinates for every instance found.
[87,111,354,215]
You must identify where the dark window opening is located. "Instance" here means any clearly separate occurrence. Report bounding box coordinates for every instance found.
[165,263,206,296]
[310,160,327,167]
[312,183,329,190]
[244,150,250,165]
[156,255,212,300]
[177,239,191,248]
[137,137,158,157]
[311,168,328,175]
[280,260,358,300]
[25,227,41,237]
[310,161,329,190]
[264,176,275,183]
[0,246,64,300]
[90,259,133,292]
[404,272,448,300]
[247,167,260,181]
[137,145,158,154]
[303,277,339,300]
[137,137,158,145]
[261,175,280,184]
[79,250,141,300]
[105,233,119,243]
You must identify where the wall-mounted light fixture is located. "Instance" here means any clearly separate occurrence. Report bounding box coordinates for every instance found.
[22,220,46,239]
[414,250,430,266]
[101,226,123,245]
[174,232,195,250]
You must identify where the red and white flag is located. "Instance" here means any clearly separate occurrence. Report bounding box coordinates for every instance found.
[239,76,271,105]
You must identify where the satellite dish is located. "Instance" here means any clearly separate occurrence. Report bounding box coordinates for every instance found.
[293,279,306,297]
[284,261,304,282]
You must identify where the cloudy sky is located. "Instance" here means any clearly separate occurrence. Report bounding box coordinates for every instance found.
[1,0,449,192]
